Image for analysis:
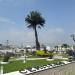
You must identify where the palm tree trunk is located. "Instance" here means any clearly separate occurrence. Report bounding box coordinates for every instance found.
[34,27,40,50]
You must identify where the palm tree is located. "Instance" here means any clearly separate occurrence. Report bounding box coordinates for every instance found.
[25,11,45,50]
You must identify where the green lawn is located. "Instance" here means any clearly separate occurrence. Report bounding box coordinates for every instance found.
[62,53,68,58]
[0,59,63,73]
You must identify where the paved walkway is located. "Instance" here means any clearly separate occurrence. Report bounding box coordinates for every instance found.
[30,62,75,75]
[2,71,23,75]
[16,57,46,60]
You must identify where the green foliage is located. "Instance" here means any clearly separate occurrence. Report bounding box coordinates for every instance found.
[3,52,11,62]
[3,55,10,62]
[25,11,45,28]
[61,44,69,48]
[36,50,45,56]
[48,51,54,59]
[62,53,68,58]
[36,50,54,58]
[71,34,75,42]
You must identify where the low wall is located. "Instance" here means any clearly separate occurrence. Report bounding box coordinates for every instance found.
[30,63,75,75]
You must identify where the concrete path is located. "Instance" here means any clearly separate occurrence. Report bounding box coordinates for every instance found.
[30,62,75,75]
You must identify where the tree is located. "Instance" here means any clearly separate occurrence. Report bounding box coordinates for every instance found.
[25,11,45,50]
[66,50,73,56]
[71,34,75,42]
[61,44,69,48]
[3,52,14,62]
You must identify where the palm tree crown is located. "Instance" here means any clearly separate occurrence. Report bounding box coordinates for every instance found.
[25,11,45,50]
[25,11,45,28]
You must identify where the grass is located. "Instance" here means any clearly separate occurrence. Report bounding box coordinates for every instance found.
[61,53,68,58]
[0,59,63,73]
[54,53,68,58]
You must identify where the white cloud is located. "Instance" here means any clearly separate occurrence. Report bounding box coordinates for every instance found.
[0,17,17,33]
[38,28,75,46]
[0,17,15,25]
[0,29,35,45]
[0,17,74,46]
[0,17,35,45]
[38,28,65,45]
[0,26,74,46]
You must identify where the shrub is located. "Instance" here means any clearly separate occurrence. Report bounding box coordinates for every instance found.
[3,52,11,62]
[3,55,10,62]
[48,51,54,59]
[36,50,53,57]
[36,50,45,56]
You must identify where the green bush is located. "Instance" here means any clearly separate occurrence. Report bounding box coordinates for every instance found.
[3,55,10,62]
[36,50,45,56]
[48,52,54,59]
[36,50,53,57]
[3,52,11,62]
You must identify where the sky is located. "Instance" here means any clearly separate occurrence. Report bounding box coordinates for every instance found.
[0,0,75,46]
